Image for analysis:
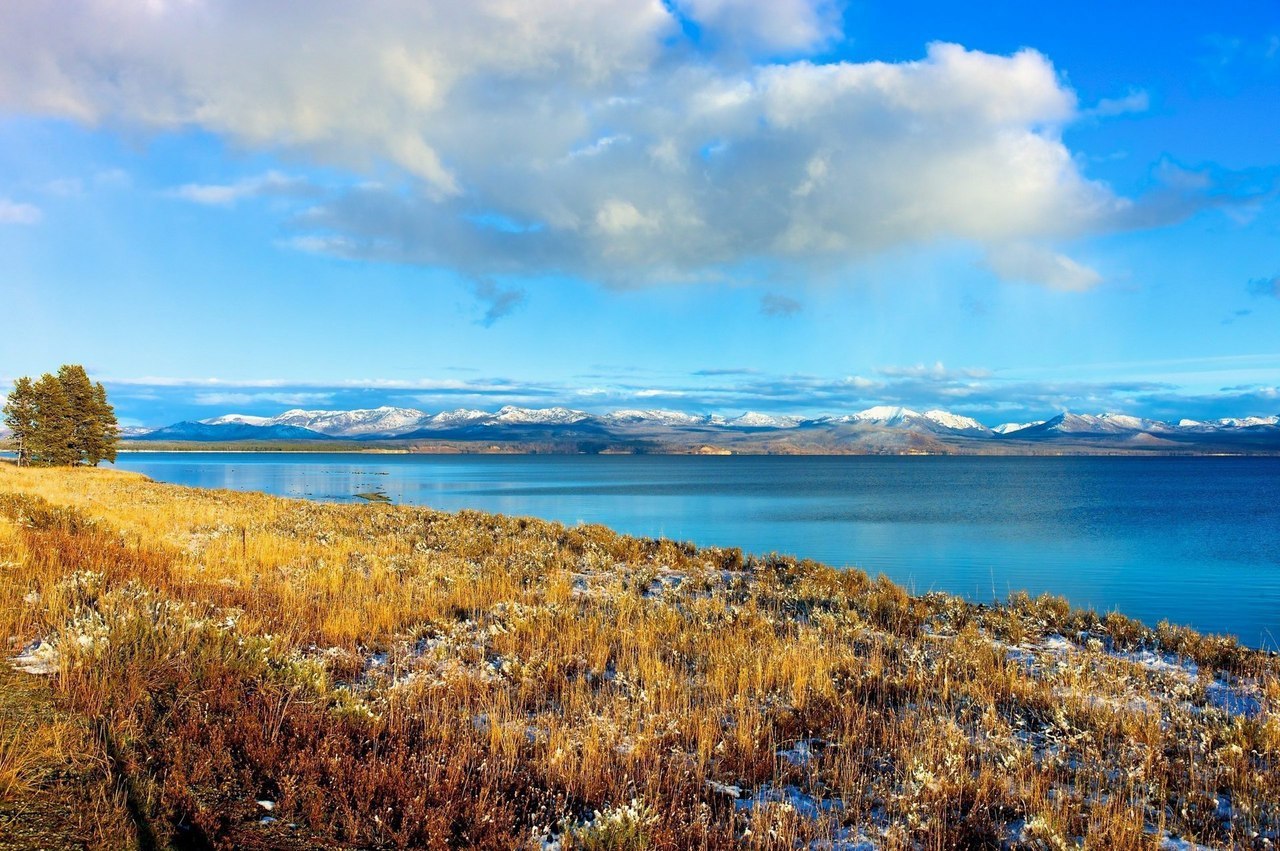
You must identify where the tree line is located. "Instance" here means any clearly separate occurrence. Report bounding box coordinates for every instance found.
[3,364,119,466]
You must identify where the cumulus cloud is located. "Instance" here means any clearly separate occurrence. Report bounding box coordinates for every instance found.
[1,2,1145,288]
[0,198,42,224]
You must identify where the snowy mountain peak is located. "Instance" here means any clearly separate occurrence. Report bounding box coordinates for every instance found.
[726,412,802,429]
[993,421,1044,434]
[922,410,989,433]
[1032,411,1174,435]
[850,405,921,424]
[1216,415,1279,428]
[602,409,708,426]
[426,408,491,426]
[494,406,589,425]
[268,406,428,436]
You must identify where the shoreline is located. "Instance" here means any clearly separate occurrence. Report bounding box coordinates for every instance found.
[57,454,1280,644]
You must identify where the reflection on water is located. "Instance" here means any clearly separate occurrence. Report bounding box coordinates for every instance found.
[111,453,1280,646]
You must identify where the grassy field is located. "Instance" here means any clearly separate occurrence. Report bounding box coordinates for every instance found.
[0,464,1277,849]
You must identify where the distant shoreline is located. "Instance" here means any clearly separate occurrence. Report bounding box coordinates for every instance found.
[6,441,1280,457]
[112,444,1278,457]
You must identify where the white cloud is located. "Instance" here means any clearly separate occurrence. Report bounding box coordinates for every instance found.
[983,242,1104,292]
[0,2,1131,289]
[0,198,42,224]
[192,391,335,407]
[172,171,307,205]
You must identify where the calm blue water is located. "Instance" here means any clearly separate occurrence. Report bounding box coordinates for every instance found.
[107,452,1280,646]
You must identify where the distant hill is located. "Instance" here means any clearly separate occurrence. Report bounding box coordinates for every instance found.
[138,421,333,442]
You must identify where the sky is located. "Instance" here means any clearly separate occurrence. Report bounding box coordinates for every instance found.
[0,0,1277,428]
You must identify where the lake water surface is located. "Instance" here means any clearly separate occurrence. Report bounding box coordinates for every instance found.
[111,452,1280,646]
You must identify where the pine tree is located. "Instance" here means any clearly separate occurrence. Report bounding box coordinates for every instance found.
[5,366,119,467]
[57,364,96,464]
[3,376,37,466]
[87,381,119,465]
[30,373,76,466]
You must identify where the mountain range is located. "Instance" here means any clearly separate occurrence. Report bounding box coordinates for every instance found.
[106,405,1280,454]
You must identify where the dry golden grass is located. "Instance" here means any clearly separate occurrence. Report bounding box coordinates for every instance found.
[0,463,1276,849]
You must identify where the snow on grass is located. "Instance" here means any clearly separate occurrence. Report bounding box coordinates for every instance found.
[1158,836,1217,850]
[11,639,58,675]
[734,783,843,821]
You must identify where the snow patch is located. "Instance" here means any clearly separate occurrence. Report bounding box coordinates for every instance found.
[11,639,58,675]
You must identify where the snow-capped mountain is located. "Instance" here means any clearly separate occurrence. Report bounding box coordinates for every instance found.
[840,405,921,426]
[1215,415,1280,428]
[200,407,428,437]
[601,410,711,427]
[129,404,1280,451]
[921,410,990,434]
[818,406,990,435]
[725,412,804,429]
[492,406,589,425]
[993,421,1044,434]
[423,409,492,428]
[1016,412,1174,437]
[271,407,427,436]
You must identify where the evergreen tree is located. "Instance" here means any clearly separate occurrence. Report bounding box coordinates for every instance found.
[4,365,119,467]
[57,364,96,464]
[30,373,76,466]
[3,376,37,466]
[87,381,119,465]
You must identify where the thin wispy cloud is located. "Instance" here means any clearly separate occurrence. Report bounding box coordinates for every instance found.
[172,171,311,206]
[1086,89,1150,118]
[192,391,336,408]
[0,198,41,224]
[877,363,992,380]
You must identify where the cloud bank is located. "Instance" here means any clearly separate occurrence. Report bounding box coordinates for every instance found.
[0,1,1152,288]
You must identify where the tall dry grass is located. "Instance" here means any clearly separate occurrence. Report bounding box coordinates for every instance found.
[0,463,1276,849]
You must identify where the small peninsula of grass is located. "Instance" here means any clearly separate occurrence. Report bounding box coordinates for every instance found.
[0,464,1276,849]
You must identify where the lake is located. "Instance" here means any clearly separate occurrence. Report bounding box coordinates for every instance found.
[109,452,1280,646]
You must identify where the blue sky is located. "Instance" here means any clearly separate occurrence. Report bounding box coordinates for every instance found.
[0,0,1277,427]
